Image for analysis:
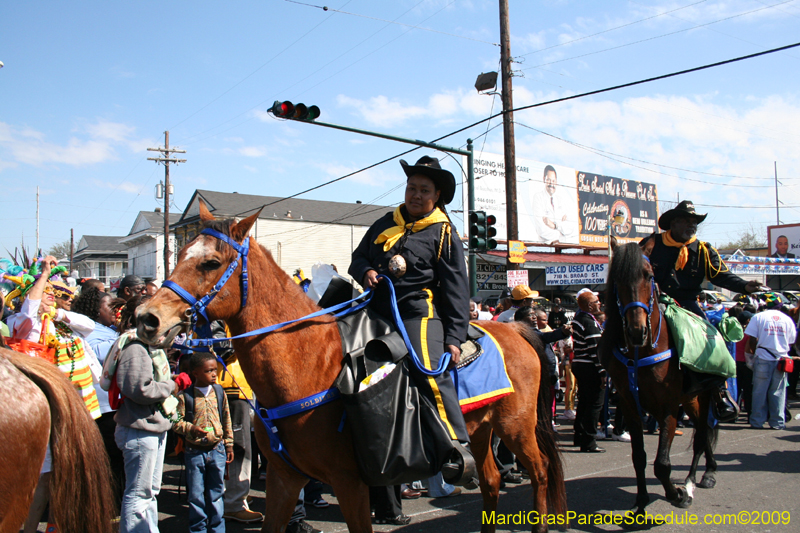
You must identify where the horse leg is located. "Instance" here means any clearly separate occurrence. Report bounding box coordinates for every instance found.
[328,474,373,533]
[494,421,549,533]
[610,378,650,514]
[695,392,718,489]
[654,414,690,508]
[469,422,501,533]
[260,463,311,533]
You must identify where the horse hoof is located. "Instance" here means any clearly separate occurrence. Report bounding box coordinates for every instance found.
[698,474,716,489]
[670,487,692,509]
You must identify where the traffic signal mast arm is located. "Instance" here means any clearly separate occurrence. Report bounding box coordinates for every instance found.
[268,99,483,296]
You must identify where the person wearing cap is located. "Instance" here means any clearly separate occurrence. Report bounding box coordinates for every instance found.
[496,284,538,323]
[118,275,147,301]
[641,200,763,422]
[744,294,797,429]
[350,155,475,495]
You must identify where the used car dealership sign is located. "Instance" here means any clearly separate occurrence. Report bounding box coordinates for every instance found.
[545,263,607,286]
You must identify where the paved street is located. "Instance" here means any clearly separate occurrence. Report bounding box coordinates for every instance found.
[156,402,800,532]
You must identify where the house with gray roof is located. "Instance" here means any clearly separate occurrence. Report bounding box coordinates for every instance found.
[173,189,394,279]
[73,235,128,286]
[120,209,183,282]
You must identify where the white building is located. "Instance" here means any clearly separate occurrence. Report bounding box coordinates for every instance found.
[173,190,394,280]
[120,210,182,283]
[73,235,128,286]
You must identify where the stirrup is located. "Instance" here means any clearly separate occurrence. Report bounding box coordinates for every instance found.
[441,441,479,490]
[712,388,739,423]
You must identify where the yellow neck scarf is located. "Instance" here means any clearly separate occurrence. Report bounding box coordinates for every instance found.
[662,230,697,270]
[374,206,450,252]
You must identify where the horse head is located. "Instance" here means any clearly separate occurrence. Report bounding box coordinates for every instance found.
[136,200,261,347]
[608,241,656,348]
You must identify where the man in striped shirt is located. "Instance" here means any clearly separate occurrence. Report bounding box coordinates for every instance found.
[570,289,607,453]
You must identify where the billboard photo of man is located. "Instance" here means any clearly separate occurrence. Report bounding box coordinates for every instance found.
[530,165,579,244]
[771,235,796,258]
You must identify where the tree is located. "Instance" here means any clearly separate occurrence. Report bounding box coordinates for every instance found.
[48,239,73,260]
[715,224,767,251]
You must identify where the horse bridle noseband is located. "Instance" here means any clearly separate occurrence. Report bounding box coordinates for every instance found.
[163,228,250,328]
[615,255,662,351]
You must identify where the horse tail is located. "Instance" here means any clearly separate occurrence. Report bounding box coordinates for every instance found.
[513,323,568,517]
[10,353,115,533]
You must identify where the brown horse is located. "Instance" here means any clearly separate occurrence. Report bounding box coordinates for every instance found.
[599,242,719,514]
[0,348,115,533]
[136,203,567,533]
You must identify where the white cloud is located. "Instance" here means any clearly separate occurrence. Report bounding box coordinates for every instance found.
[92,179,141,194]
[0,119,150,171]
[239,146,268,157]
[315,161,395,187]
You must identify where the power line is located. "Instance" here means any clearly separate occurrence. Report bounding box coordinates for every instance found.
[284,0,498,46]
[250,39,800,209]
[521,0,797,72]
[519,0,710,57]
[514,122,791,186]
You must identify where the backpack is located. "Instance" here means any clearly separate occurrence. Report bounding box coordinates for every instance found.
[182,383,225,425]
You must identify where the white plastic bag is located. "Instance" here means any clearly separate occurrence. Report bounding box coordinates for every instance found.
[306,262,348,303]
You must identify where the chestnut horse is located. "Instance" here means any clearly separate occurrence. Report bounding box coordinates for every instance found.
[599,242,719,514]
[0,348,114,533]
[136,203,566,533]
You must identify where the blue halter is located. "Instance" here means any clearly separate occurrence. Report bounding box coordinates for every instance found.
[162,228,249,327]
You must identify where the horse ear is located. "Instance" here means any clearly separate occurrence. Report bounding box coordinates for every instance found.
[198,200,215,222]
[231,208,263,242]
[640,235,655,257]
[610,235,619,251]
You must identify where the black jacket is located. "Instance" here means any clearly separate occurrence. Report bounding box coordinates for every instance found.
[349,207,470,347]
[644,233,749,302]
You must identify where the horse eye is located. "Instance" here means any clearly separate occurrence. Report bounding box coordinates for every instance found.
[201,260,222,271]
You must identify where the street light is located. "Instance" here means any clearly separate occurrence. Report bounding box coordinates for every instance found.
[474,71,498,94]
[608,208,626,259]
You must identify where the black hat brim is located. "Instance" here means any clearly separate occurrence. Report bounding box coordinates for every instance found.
[400,159,456,205]
[658,209,707,230]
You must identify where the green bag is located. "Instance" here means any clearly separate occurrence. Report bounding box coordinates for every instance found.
[660,296,736,379]
[718,313,744,343]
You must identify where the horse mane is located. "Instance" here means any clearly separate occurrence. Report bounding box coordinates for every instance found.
[601,242,646,367]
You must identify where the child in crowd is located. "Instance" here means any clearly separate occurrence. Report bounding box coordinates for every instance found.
[174,352,234,533]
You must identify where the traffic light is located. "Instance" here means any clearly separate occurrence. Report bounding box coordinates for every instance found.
[469,211,498,252]
[269,100,321,121]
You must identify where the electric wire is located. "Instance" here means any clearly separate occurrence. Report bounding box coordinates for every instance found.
[252,40,800,211]
[518,0,710,57]
[513,122,786,187]
[522,0,797,71]
[284,0,499,46]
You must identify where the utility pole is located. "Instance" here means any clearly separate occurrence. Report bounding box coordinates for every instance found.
[36,186,40,253]
[774,161,780,226]
[499,0,518,256]
[148,131,186,280]
[70,228,74,273]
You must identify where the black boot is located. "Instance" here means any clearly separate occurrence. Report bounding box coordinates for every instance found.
[441,441,479,490]
[712,385,739,423]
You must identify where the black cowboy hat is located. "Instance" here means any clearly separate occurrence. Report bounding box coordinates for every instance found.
[658,200,707,230]
[399,156,456,205]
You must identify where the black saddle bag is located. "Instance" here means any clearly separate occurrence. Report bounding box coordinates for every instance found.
[338,356,455,486]
[334,313,456,486]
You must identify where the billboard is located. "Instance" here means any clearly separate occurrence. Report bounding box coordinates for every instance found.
[464,152,658,247]
[576,172,659,247]
[466,152,580,244]
[767,223,800,258]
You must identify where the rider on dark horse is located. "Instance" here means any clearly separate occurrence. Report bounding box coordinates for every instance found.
[641,200,763,422]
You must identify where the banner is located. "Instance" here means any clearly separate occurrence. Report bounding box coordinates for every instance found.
[721,253,800,275]
[508,240,527,264]
[506,270,529,288]
[545,263,608,286]
[476,263,506,292]
[767,223,800,259]
[576,172,659,247]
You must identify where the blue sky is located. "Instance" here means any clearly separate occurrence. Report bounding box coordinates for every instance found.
[2,0,799,257]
